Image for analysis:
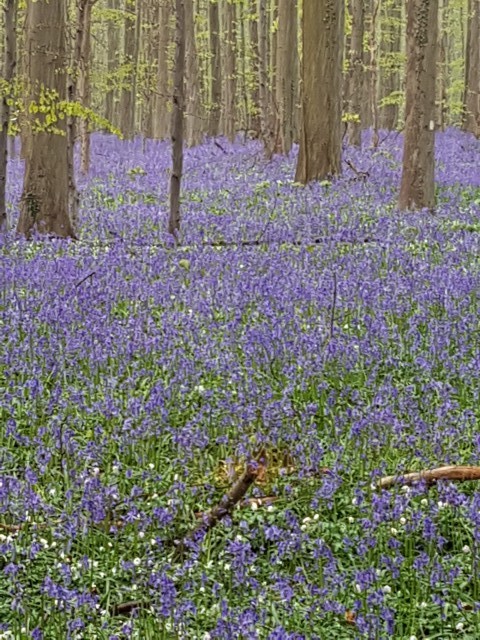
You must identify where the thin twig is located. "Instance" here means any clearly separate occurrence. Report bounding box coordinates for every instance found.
[329,272,337,340]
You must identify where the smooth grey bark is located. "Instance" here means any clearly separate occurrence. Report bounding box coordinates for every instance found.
[154,0,171,140]
[223,0,237,141]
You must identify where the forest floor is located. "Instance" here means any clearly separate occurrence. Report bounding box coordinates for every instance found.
[1,130,480,639]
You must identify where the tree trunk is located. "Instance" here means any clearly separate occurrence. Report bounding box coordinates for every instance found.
[295,0,345,184]
[169,0,185,238]
[258,0,274,155]
[18,0,75,237]
[120,0,137,139]
[154,0,171,140]
[208,0,221,136]
[370,0,380,146]
[105,0,120,126]
[78,0,93,175]
[223,0,237,142]
[436,0,449,129]
[248,0,261,136]
[463,0,480,137]
[0,0,17,233]
[275,0,297,154]
[185,0,203,146]
[347,0,364,147]
[379,0,402,130]
[399,0,438,211]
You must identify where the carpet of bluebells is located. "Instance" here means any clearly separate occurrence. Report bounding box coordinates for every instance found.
[1,129,480,639]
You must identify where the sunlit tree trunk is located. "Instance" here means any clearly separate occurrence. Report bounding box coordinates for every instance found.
[258,0,274,155]
[0,0,17,232]
[399,0,438,211]
[18,0,75,237]
[295,0,344,183]
[436,0,449,129]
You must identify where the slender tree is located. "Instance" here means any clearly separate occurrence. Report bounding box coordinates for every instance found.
[78,0,94,174]
[105,0,120,127]
[399,0,438,211]
[18,0,75,237]
[346,0,364,147]
[275,0,297,154]
[223,0,237,142]
[463,0,480,137]
[185,0,203,146]
[0,0,17,232]
[154,0,171,140]
[208,0,221,136]
[119,0,138,139]
[295,0,345,183]
[169,0,185,238]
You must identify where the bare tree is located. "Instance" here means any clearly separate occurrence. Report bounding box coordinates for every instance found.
[119,0,139,139]
[169,0,185,238]
[0,0,17,232]
[295,0,344,183]
[399,0,438,211]
[105,0,120,126]
[248,0,261,136]
[78,0,94,174]
[18,0,75,237]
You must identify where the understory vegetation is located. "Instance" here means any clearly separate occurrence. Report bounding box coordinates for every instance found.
[1,130,480,639]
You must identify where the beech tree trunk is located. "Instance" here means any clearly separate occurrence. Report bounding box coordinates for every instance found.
[78,0,93,175]
[258,0,274,155]
[248,0,261,136]
[223,1,237,142]
[0,0,17,233]
[379,0,402,130]
[18,0,75,238]
[208,0,221,136]
[295,0,344,184]
[120,0,137,139]
[399,0,438,211]
[105,0,119,126]
[169,0,185,238]
[347,0,364,147]
[275,0,297,154]
[463,0,480,137]
[154,0,171,140]
[185,0,203,146]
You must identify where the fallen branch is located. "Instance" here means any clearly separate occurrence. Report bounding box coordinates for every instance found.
[378,465,480,489]
[173,458,262,560]
[111,456,263,616]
